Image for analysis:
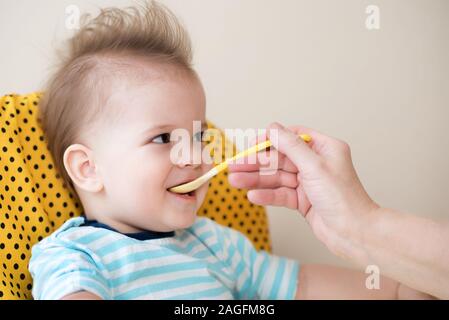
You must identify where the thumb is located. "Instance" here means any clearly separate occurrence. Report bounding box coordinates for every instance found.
[267,122,319,169]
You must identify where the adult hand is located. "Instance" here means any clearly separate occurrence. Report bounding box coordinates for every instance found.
[228,122,378,257]
[229,122,449,299]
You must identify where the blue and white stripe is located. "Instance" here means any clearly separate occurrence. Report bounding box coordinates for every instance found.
[29,216,299,300]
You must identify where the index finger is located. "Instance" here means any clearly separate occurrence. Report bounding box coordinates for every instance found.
[227,130,299,172]
[283,125,342,158]
[227,149,298,173]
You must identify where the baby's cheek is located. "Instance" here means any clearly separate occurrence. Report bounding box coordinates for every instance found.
[118,150,171,208]
[126,176,164,218]
[134,166,166,198]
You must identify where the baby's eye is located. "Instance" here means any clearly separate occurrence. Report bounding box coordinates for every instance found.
[151,133,171,144]
[193,130,205,142]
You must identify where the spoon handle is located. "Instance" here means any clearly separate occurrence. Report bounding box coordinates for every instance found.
[216,133,312,174]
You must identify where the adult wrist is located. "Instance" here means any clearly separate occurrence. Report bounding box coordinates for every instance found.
[328,202,382,267]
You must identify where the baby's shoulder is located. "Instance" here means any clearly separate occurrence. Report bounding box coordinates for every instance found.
[32,217,121,254]
[33,217,85,247]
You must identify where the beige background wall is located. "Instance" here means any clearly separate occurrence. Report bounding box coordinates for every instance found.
[1,0,448,268]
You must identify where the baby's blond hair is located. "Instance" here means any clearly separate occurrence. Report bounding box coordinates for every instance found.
[39,1,194,189]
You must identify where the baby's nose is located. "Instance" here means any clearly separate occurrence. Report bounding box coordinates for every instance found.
[172,149,203,168]
[176,159,202,168]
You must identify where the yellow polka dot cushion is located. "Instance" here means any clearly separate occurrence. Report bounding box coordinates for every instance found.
[0,92,272,300]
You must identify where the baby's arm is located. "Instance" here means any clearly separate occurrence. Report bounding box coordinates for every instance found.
[61,291,103,300]
[295,264,435,300]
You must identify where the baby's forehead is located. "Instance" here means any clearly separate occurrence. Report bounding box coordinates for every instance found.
[95,52,199,95]
[96,53,195,84]
[90,56,205,133]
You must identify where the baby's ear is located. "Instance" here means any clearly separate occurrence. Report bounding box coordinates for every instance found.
[63,144,103,193]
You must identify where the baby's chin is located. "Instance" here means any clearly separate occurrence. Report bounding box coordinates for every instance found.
[141,185,208,231]
[164,210,198,231]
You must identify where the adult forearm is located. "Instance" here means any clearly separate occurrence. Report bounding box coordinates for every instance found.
[341,207,449,299]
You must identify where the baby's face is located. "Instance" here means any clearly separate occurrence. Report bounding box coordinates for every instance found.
[80,69,210,232]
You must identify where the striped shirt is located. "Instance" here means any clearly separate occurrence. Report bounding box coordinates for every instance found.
[29,216,299,300]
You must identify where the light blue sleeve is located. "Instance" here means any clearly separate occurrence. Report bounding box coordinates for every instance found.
[29,236,112,300]
[212,222,299,300]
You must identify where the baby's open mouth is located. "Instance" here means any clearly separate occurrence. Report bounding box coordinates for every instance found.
[166,172,204,200]
[167,188,195,196]
[167,187,196,200]
[167,180,197,198]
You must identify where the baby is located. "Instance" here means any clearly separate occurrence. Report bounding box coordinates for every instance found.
[29,1,431,300]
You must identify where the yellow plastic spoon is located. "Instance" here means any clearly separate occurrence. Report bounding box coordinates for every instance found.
[168,134,312,194]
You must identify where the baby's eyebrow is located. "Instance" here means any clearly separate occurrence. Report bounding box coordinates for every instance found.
[140,124,174,136]
[140,121,208,136]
